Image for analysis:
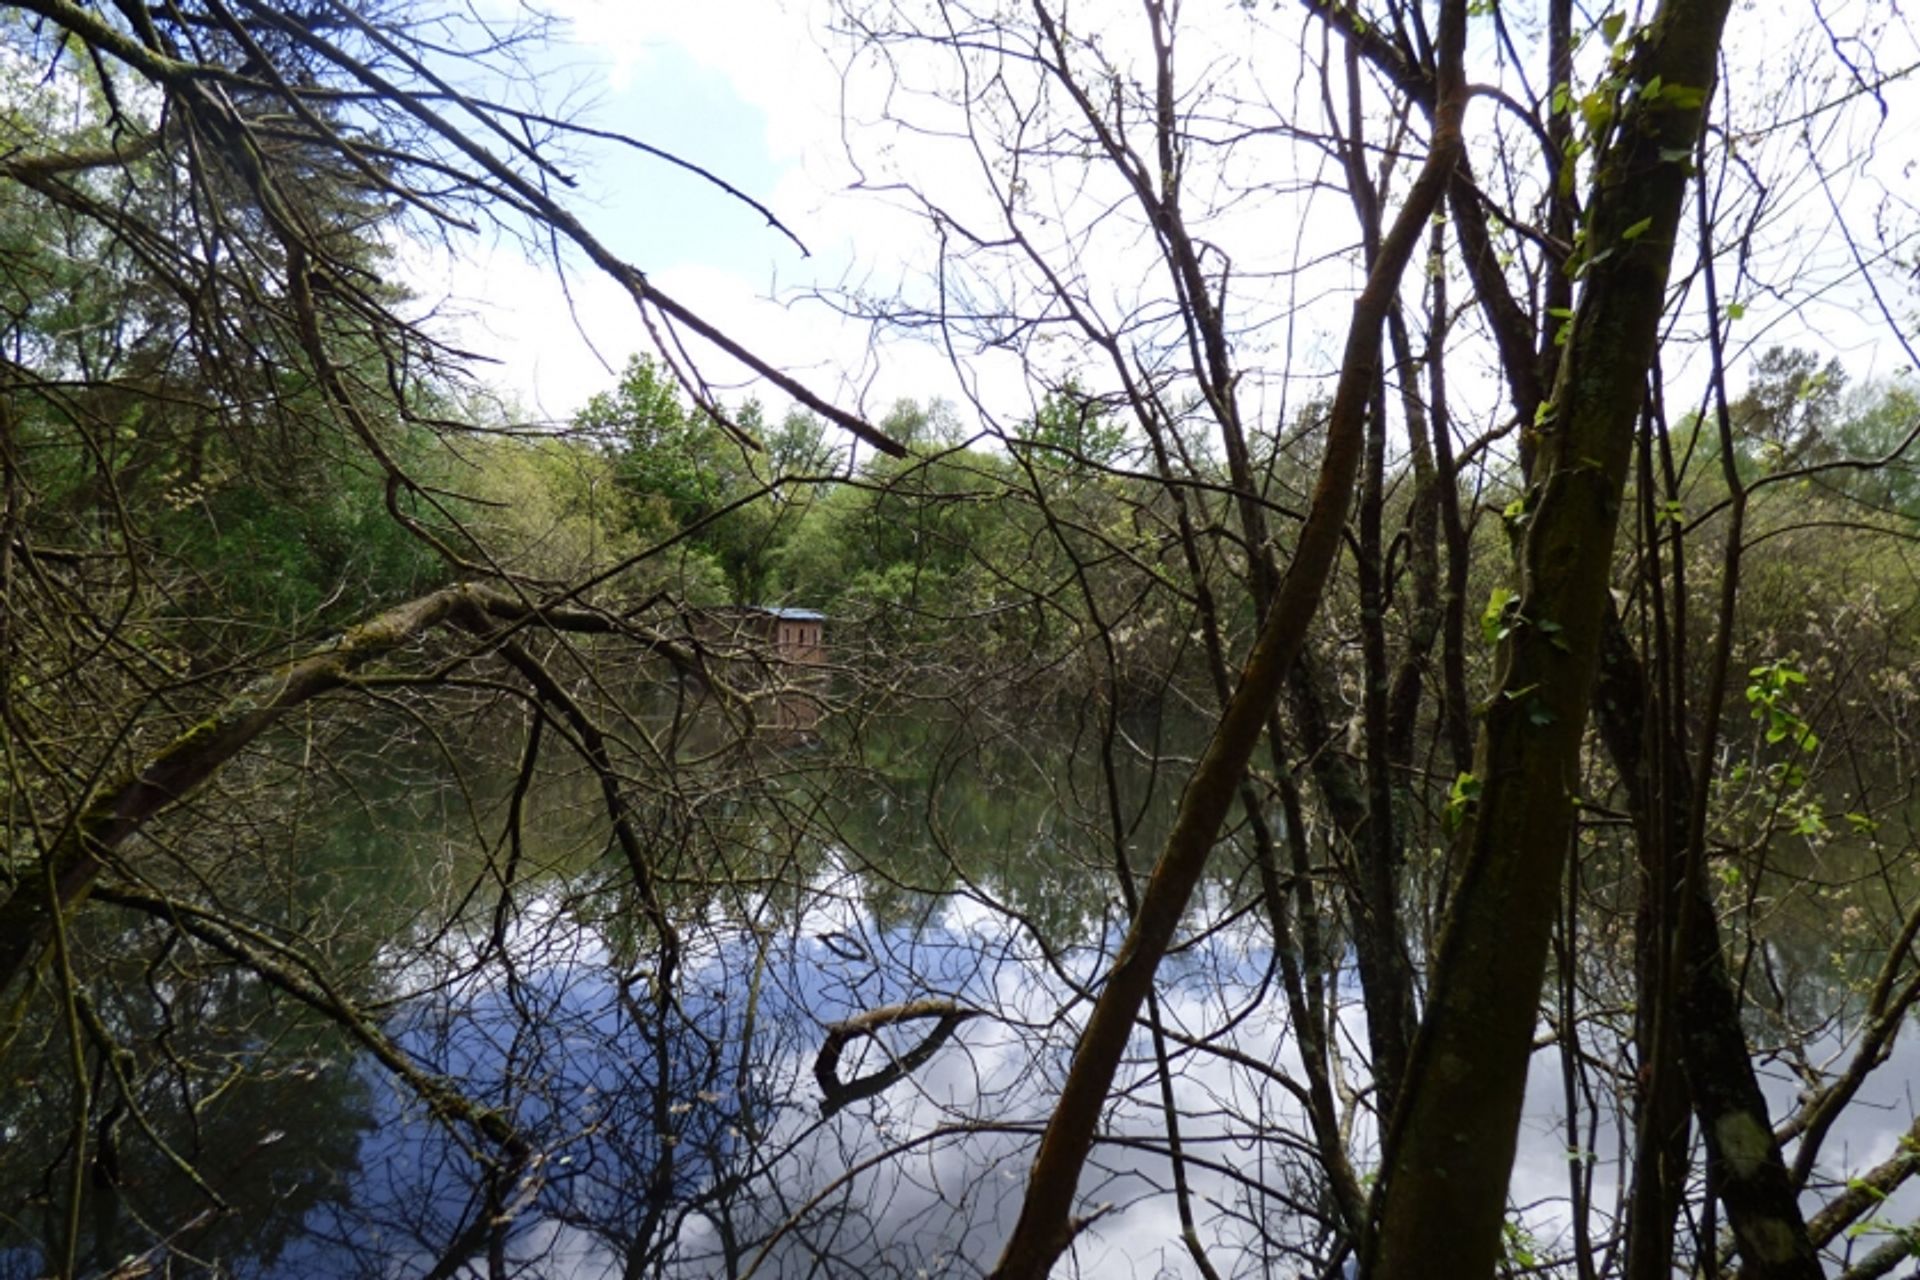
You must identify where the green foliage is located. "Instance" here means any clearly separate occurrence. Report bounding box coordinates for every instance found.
[1481,587,1518,645]
[573,356,844,603]
[777,438,1022,623]
[0,96,440,642]
[451,429,637,584]
[1017,380,1128,466]
[1734,346,1849,455]
[578,355,737,537]
[1746,657,1819,753]
[155,451,444,627]
[1822,380,1920,515]
[1443,772,1481,836]
[1499,1218,1541,1272]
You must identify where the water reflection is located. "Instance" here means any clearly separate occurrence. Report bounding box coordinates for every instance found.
[285,866,1339,1279]
[4,713,1917,1277]
[0,945,375,1278]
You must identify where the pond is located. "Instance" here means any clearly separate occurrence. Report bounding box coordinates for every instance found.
[2,706,1915,1278]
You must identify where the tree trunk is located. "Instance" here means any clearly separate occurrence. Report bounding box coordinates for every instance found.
[0,584,664,1023]
[984,7,1467,1271]
[1364,3,1733,1275]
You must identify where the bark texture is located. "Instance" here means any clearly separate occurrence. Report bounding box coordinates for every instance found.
[1363,2,1734,1276]
[0,583,671,1021]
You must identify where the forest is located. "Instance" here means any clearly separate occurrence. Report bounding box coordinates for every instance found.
[3,1,1920,1278]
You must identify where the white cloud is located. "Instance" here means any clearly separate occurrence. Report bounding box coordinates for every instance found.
[420,0,1026,434]
[544,0,842,164]
[435,0,1920,449]
[405,233,634,424]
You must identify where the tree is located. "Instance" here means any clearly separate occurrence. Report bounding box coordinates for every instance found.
[812,1,1920,1277]
[0,0,911,1001]
[1367,5,1750,1275]
[10,1,1920,1275]
[1017,380,1129,470]
[0,6,901,1271]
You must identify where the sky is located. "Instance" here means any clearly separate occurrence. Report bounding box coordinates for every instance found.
[422,0,976,431]
[418,0,1390,438]
[421,0,1920,453]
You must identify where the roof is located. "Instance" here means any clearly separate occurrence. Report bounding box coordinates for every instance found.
[749,606,826,622]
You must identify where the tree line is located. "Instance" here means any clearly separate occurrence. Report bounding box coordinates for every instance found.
[6,2,1920,1279]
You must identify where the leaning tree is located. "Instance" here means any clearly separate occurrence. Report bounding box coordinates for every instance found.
[0,3,905,1273]
[811,0,1920,1276]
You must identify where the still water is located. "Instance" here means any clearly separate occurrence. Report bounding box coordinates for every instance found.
[2,710,1915,1277]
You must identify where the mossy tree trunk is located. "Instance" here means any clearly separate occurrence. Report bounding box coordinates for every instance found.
[0,583,668,1025]
[1362,2,1738,1276]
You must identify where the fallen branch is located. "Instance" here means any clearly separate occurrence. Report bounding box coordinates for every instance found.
[813,998,981,1117]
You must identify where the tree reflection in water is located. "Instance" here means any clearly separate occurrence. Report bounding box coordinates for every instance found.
[4,709,1917,1278]
[263,870,1354,1279]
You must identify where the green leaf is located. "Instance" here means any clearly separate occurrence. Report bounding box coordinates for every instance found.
[1621,216,1653,241]
[1599,11,1626,44]
[1444,772,1482,835]
[1549,304,1577,347]
[1481,586,1516,644]
[1577,88,1615,137]
[1647,80,1707,110]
